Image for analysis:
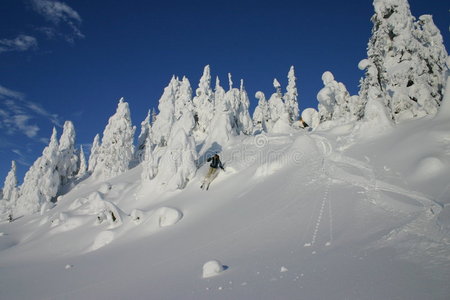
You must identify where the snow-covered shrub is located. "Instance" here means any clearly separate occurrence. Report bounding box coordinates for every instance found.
[317,71,362,123]
[301,108,320,129]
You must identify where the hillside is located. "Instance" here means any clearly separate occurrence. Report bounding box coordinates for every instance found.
[1,113,449,299]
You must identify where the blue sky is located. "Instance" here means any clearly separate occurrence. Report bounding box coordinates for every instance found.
[0,0,449,183]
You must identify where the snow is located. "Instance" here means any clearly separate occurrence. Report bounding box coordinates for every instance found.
[202,260,225,278]
[1,113,450,299]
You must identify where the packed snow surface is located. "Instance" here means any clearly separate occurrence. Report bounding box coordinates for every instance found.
[1,115,450,299]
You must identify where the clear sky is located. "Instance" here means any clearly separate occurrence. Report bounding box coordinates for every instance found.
[0,0,449,183]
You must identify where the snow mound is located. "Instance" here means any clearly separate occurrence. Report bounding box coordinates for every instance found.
[153,207,183,228]
[90,230,115,252]
[410,156,446,181]
[131,207,182,229]
[98,182,112,194]
[202,260,225,278]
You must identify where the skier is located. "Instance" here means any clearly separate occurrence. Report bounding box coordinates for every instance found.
[201,154,225,190]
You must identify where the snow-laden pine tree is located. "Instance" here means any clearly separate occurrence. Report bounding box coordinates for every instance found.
[141,133,158,181]
[238,80,253,135]
[253,91,270,133]
[93,98,136,180]
[136,110,152,161]
[155,104,197,190]
[269,79,291,133]
[284,66,300,123]
[202,78,236,153]
[15,128,61,215]
[88,134,101,173]
[175,76,194,120]
[412,14,448,114]
[317,71,363,122]
[57,121,79,185]
[151,77,178,147]
[215,76,227,116]
[193,65,214,137]
[359,0,448,122]
[1,161,19,206]
[223,75,241,134]
[77,146,87,177]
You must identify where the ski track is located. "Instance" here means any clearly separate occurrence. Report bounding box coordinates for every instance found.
[309,132,450,267]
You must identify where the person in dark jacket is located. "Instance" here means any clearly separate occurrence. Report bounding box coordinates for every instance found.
[201,154,225,190]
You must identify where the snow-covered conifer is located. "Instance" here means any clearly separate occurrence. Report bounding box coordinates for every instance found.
[2,161,19,205]
[152,77,178,147]
[253,91,270,133]
[215,76,226,108]
[151,108,157,125]
[15,128,61,215]
[203,81,236,152]
[141,134,158,181]
[193,65,214,136]
[58,121,79,185]
[156,104,197,190]
[284,66,300,123]
[317,71,363,122]
[93,98,136,180]
[136,110,152,160]
[238,80,253,135]
[359,0,448,122]
[269,79,290,133]
[175,76,194,120]
[88,134,101,173]
[77,146,87,177]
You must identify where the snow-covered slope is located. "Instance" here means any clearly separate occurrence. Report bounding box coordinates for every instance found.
[1,116,450,299]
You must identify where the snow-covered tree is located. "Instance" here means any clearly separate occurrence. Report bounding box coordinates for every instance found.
[268,79,290,133]
[77,146,87,177]
[202,78,237,153]
[141,133,158,181]
[317,71,363,122]
[253,91,270,133]
[359,0,448,122]
[284,66,300,123]
[156,108,197,190]
[193,65,214,136]
[237,80,253,135]
[57,121,78,185]
[2,161,19,205]
[93,98,136,180]
[152,77,178,147]
[223,75,240,135]
[15,128,61,215]
[88,134,101,173]
[412,14,448,115]
[151,108,157,125]
[136,110,152,160]
[175,76,194,120]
